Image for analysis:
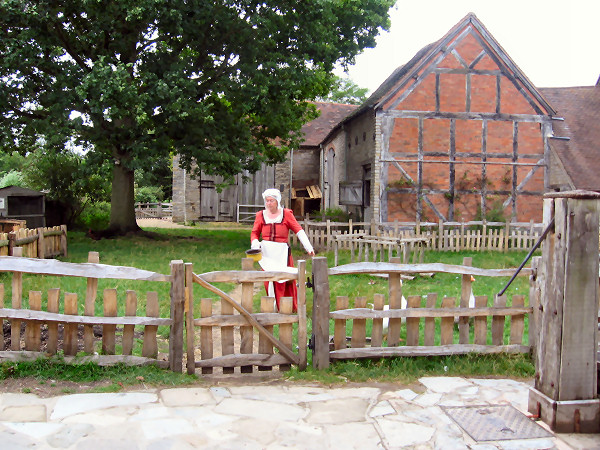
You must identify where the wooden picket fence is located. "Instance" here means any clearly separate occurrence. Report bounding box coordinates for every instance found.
[186,258,307,374]
[0,225,67,258]
[294,218,543,253]
[310,256,534,368]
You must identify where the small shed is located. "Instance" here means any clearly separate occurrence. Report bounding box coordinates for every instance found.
[0,185,46,228]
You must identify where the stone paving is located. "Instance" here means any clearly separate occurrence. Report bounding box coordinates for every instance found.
[0,377,598,449]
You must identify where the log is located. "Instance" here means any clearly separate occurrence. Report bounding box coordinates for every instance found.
[195,353,291,368]
[328,306,531,320]
[329,262,530,277]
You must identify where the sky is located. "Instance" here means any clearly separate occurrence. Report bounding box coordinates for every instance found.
[336,0,600,94]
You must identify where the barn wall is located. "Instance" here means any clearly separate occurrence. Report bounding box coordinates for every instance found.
[375,26,549,223]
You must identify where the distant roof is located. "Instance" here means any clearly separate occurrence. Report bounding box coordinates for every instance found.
[300,102,358,148]
[541,86,600,191]
[0,185,45,196]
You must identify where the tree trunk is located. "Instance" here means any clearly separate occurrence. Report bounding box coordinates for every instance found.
[108,163,140,233]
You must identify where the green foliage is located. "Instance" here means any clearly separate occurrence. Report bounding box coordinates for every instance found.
[75,201,111,231]
[0,170,25,188]
[135,186,165,203]
[22,147,111,227]
[0,0,394,231]
[0,151,26,176]
[314,207,351,222]
[318,75,369,105]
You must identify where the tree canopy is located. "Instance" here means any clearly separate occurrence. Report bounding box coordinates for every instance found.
[0,0,394,233]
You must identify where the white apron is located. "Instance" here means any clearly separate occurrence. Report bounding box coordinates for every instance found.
[258,240,297,297]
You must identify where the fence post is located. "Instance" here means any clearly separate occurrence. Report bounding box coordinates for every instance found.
[7,232,15,256]
[60,225,68,257]
[311,256,330,370]
[169,260,185,372]
[36,227,45,259]
[528,191,600,433]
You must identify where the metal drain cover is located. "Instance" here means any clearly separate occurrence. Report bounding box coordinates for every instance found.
[442,405,552,442]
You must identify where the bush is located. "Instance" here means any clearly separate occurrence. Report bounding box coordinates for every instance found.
[75,201,111,230]
[313,207,351,222]
[135,186,164,203]
[0,170,25,188]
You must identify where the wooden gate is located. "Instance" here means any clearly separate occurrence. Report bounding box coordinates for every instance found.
[185,258,307,374]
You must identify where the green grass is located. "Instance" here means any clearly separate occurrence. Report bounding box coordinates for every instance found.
[0,226,538,385]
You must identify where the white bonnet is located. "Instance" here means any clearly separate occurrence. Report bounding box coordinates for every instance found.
[262,188,282,207]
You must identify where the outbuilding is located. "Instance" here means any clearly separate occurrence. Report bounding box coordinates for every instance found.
[0,185,46,228]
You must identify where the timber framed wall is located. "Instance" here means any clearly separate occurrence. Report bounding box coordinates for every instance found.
[368,15,556,224]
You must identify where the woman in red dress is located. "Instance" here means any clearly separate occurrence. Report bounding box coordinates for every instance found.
[251,188,314,311]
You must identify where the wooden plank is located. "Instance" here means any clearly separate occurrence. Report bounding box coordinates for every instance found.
[558,198,599,400]
[329,344,530,359]
[11,263,22,351]
[200,269,298,284]
[0,256,169,282]
[296,259,307,370]
[459,257,472,344]
[311,257,331,369]
[25,291,41,351]
[474,296,488,345]
[169,260,185,373]
[258,296,274,371]
[195,353,291,368]
[193,313,298,327]
[329,306,531,320]
[0,308,171,326]
[510,295,525,345]
[406,295,421,346]
[387,257,403,346]
[351,297,367,349]
[200,298,213,374]
[142,292,159,359]
[371,294,384,348]
[334,296,349,350]
[63,292,78,356]
[122,290,137,356]
[240,258,254,373]
[440,297,456,345]
[279,297,294,371]
[492,295,507,346]
[220,296,235,374]
[424,293,437,346]
[84,251,99,354]
[329,262,530,277]
[185,263,195,375]
[102,289,117,355]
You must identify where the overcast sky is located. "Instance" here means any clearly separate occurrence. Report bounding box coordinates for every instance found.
[337,0,600,94]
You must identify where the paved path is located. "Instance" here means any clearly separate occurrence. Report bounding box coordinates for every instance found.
[0,377,597,449]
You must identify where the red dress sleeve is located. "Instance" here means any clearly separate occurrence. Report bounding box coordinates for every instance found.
[251,211,264,242]
[283,209,302,234]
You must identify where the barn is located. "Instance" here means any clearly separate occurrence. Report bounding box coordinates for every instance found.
[323,13,556,223]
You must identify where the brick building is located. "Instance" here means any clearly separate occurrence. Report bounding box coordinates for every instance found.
[173,13,598,224]
[324,13,556,223]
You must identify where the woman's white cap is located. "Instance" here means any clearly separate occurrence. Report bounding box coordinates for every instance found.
[262,188,282,207]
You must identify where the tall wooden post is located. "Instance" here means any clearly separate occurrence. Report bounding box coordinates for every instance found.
[169,260,185,372]
[528,191,600,433]
[311,257,330,369]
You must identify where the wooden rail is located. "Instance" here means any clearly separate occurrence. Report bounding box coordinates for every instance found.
[186,259,307,374]
[0,225,67,258]
[292,218,543,253]
[0,252,178,369]
[310,256,534,369]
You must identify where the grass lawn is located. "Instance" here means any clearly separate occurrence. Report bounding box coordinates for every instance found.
[0,225,537,389]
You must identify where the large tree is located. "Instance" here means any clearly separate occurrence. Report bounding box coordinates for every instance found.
[0,0,394,233]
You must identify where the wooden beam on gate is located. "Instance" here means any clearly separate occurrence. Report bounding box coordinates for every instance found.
[192,272,299,366]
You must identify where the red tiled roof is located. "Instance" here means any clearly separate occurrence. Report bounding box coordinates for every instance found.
[300,102,358,147]
[541,86,600,191]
